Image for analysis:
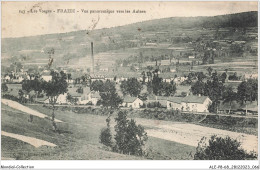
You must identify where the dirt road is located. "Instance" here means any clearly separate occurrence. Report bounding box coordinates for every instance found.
[1,99,62,123]
[134,118,258,154]
[1,131,56,148]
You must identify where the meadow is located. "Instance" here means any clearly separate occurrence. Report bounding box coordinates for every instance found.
[1,103,195,160]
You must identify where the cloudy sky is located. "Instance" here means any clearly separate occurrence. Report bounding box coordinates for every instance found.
[2,1,258,38]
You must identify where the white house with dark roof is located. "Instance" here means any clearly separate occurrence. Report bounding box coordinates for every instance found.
[41,70,52,82]
[123,96,143,109]
[42,93,68,104]
[181,95,212,113]
[167,95,212,112]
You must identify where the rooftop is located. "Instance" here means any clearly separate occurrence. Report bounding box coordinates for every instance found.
[124,96,139,103]
[181,95,209,104]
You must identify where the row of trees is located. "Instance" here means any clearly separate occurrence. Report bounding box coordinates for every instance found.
[90,80,122,108]
[148,76,176,96]
[191,71,257,113]
[91,73,177,99]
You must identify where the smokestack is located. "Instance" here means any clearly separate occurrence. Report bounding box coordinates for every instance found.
[91,42,94,74]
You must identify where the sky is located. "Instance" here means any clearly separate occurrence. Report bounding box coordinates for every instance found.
[1,1,258,38]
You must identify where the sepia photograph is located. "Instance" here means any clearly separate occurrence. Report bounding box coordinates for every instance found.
[0,1,259,168]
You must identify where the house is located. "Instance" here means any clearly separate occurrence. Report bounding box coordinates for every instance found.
[160,74,172,83]
[88,92,101,105]
[4,75,10,82]
[181,95,212,113]
[170,69,176,73]
[79,87,101,105]
[160,60,171,66]
[12,75,24,83]
[36,96,49,104]
[79,87,91,104]
[218,101,241,114]
[67,88,82,103]
[66,79,74,84]
[122,96,143,109]
[100,68,109,72]
[43,93,68,104]
[218,100,258,115]
[90,75,105,81]
[41,71,52,82]
[244,73,258,80]
[167,97,182,110]
[145,61,156,67]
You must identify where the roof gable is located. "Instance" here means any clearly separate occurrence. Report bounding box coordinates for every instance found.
[124,96,140,103]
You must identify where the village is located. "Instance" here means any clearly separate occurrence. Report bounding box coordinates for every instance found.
[1,51,258,116]
[1,9,258,162]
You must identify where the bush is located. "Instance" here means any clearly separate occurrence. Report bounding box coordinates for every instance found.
[1,83,8,92]
[99,116,113,147]
[147,102,162,108]
[194,135,257,160]
[100,128,113,147]
[2,94,20,102]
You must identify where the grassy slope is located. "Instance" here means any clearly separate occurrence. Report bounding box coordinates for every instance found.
[1,103,195,160]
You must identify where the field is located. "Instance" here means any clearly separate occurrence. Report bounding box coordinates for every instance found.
[1,102,195,160]
[192,56,258,76]
[2,100,258,160]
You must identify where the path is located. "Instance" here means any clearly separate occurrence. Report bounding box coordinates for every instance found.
[134,118,258,153]
[1,131,56,148]
[1,99,62,123]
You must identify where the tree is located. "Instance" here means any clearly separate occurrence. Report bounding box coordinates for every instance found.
[246,79,258,102]
[114,111,148,156]
[194,135,257,160]
[45,48,55,68]
[141,71,146,84]
[228,72,239,81]
[207,67,213,76]
[220,72,227,83]
[18,89,26,103]
[100,115,113,147]
[22,78,43,101]
[100,80,122,108]
[196,72,206,82]
[120,78,142,97]
[151,74,162,95]
[160,81,176,96]
[90,80,104,92]
[22,80,33,93]
[1,83,8,93]
[191,81,205,96]
[66,93,79,105]
[76,86,83,93]
[237,81,248,105]
[222,86,237,114]
[42,71,68,131]
[203,77,224,113]
[138,93,148,101]
[237,80,258,114]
